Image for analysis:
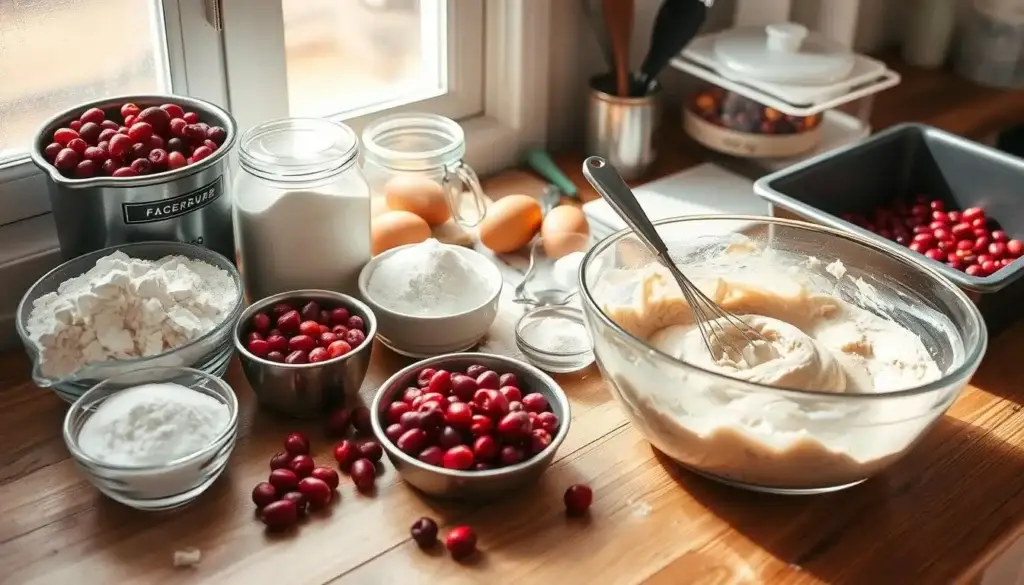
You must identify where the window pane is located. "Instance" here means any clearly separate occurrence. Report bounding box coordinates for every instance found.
[0,0,170,163]
[281,0,446,118]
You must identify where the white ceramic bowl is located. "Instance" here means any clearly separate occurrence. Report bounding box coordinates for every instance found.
[358,243,502,357]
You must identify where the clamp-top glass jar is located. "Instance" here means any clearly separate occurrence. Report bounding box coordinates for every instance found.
[233,118,370,302]
[361,113,488,235]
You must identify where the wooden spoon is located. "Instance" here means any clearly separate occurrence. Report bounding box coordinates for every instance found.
[603,0,634,97]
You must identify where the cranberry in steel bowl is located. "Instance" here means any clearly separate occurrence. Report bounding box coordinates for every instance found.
[234,290,377,418]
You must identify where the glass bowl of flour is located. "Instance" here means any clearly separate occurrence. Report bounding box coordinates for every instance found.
[16,242,243,402]
[579,215,987,495]
[63,365,238,510]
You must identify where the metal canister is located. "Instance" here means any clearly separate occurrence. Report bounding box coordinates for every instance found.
[585,74,660,181]
[29,94,238,261]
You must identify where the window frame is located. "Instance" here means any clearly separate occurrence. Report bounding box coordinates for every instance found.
[0,0,549,346]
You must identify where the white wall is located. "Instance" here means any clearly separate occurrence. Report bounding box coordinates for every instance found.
[544,0,908,152]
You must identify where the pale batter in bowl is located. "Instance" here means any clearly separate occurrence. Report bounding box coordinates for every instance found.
[593,241,955,491]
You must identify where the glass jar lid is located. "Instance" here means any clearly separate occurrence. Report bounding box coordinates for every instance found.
[361,113,466,172]
[239,118,359,182]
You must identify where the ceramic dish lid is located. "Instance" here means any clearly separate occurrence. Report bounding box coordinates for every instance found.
[713,23,855,85]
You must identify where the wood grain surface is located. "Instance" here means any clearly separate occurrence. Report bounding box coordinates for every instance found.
[2,55,1024,585]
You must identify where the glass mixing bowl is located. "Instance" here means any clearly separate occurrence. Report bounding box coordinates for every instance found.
[579,215,987,494]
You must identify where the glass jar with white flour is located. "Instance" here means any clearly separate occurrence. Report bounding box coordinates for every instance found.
[233,118,370,301]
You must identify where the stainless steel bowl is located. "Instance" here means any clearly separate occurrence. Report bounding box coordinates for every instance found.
[234,290,377,418]
[29,94,238,261]
[370,352,571,500]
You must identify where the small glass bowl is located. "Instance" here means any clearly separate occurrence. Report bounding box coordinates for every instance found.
[514,234,590,307]
[515,305,595,373]
[63,366,239,511]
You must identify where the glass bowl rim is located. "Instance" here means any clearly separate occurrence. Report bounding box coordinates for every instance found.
[578,214,988,401]
[514,305,594,358]
[62,366,239,472]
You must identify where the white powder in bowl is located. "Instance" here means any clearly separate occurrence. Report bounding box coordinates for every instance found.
[367,239,492,316]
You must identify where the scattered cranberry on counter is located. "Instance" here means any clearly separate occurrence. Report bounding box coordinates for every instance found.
[280,491,308,517]
[352,406,373,436]
[410,517,439,548]
[310,466,340,491]
[251,482,277,508]
[297,477,333,509]
[269,451,293,470]
[325,408,352,437]
[243,300,369,364]
[564,484,593,516]
[350,458,377,492]
[383,363,561,473]
[284,432,310,455]
[43,101,227,178]
[288,454,315,478]
[260,499,299,531]
[333,439,358,470]
[841,197,1022,277]
[445,526,478,560]
[357,440,384,462]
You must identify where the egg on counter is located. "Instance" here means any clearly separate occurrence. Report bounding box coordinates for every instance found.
[383,175,451,226]
[541,205,590,259]
[372,210,432,256]
[478,194,543,254]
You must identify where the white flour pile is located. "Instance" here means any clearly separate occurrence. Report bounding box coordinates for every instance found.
[366,239,492,316]
[27,251,238,379]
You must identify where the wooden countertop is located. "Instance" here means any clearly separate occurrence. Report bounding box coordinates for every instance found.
[3,58,1024,585]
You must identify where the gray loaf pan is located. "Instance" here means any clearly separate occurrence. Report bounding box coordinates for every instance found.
[754,123,1024,336]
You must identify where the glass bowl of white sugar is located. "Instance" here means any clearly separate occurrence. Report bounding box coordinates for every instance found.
[16,241,244,403]
[63,366,238,511]
[515,305,595,373]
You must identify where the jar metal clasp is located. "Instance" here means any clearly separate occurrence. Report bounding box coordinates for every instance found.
[441,160,488,228]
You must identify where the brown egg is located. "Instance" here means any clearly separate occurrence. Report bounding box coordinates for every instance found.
[383,175,451,226]
[541,205,590,259]
[371,210,431,256]
[478,194,543,254]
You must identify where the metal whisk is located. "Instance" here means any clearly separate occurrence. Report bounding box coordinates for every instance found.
[582,156,764,359]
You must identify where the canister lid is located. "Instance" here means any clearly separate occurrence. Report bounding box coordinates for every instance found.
[713,23,855,85]
[239,118,358,180]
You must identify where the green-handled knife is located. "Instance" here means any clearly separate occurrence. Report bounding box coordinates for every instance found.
[525,148,579,201]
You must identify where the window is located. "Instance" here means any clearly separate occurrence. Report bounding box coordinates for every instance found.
[0,0,549,328]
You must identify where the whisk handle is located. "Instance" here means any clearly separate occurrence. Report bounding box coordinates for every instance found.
[583,156,670,257]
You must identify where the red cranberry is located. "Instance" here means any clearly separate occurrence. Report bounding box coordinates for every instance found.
[358,440,384,462]
[530,428,553,454]
[183,111,199,124]
[330,324,348,336]
[344,329,367,347]
[522,393,549,413]
[325,408,352,437]
[346,315,365,331]
[269,468,299,492]
[251,482,277,508]
[397,428,427,454]
[465,364,487,378]
[310,466,340,490]
[418,446,444,466]
[167,151,187,170]
[66,138,88,155]
[508,401,524,412]
[499,445,524,466]
[445,402,473,427]
[438,426,464,449]
[79,122,102,144]
[499,385,522,403]
[1009,240,1023,257]
[284,432,310,455]
[120,103,140,119]
[53,127,79,145]
[385,423,404,442]
[53,148,79,171]
[498,411,533,440]
[410,517,439,548]
[475,462,493,471]
[252,312,271,332]
[280,491,308,517]
[267,351,285,362]
[417,368,437,387]
[473,389,509,418]
[318,332,338,347]
[443,446,475,470]
[352,406,372,435]
[192,145,213,162]
[297,477,333,509]
[265,334,288,353]
[289,454,315,478]
[269,451,293,470]
[925,249,944,261]
[43,142,62,161]
[993,230,1008,242]
[260,499,298,530]
[450,374,478,401]
[80,107,105,124]
[476,370,500,389]
[246,338,270,357]
[111,167,138,178]
[402,387,423,403]
[419,407,445,433]
[285,334,313,353]
[470,414,493,436]
[400,411,422,430]
[536,411,560,434]
[329,307,350,325]
[327,340,353,358]
[298,320,321,337]
[208,126,227,145]
[498,372,518,387]
[564,484,593,516]
[160,103,185,119]
[308,347,329,363]
[75,160,98,179]
[427,370,452,394]
[445,526,478,560]
[137,106,171,133]
[130,158,153,175]
[963,207,984,222]
[333,439,358,470]
[299,301,321,322]
[277,310,301,332]
[472,435,499,462]
[966,265,984,276]
[388,401,412,425]
[350,458,376,491]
